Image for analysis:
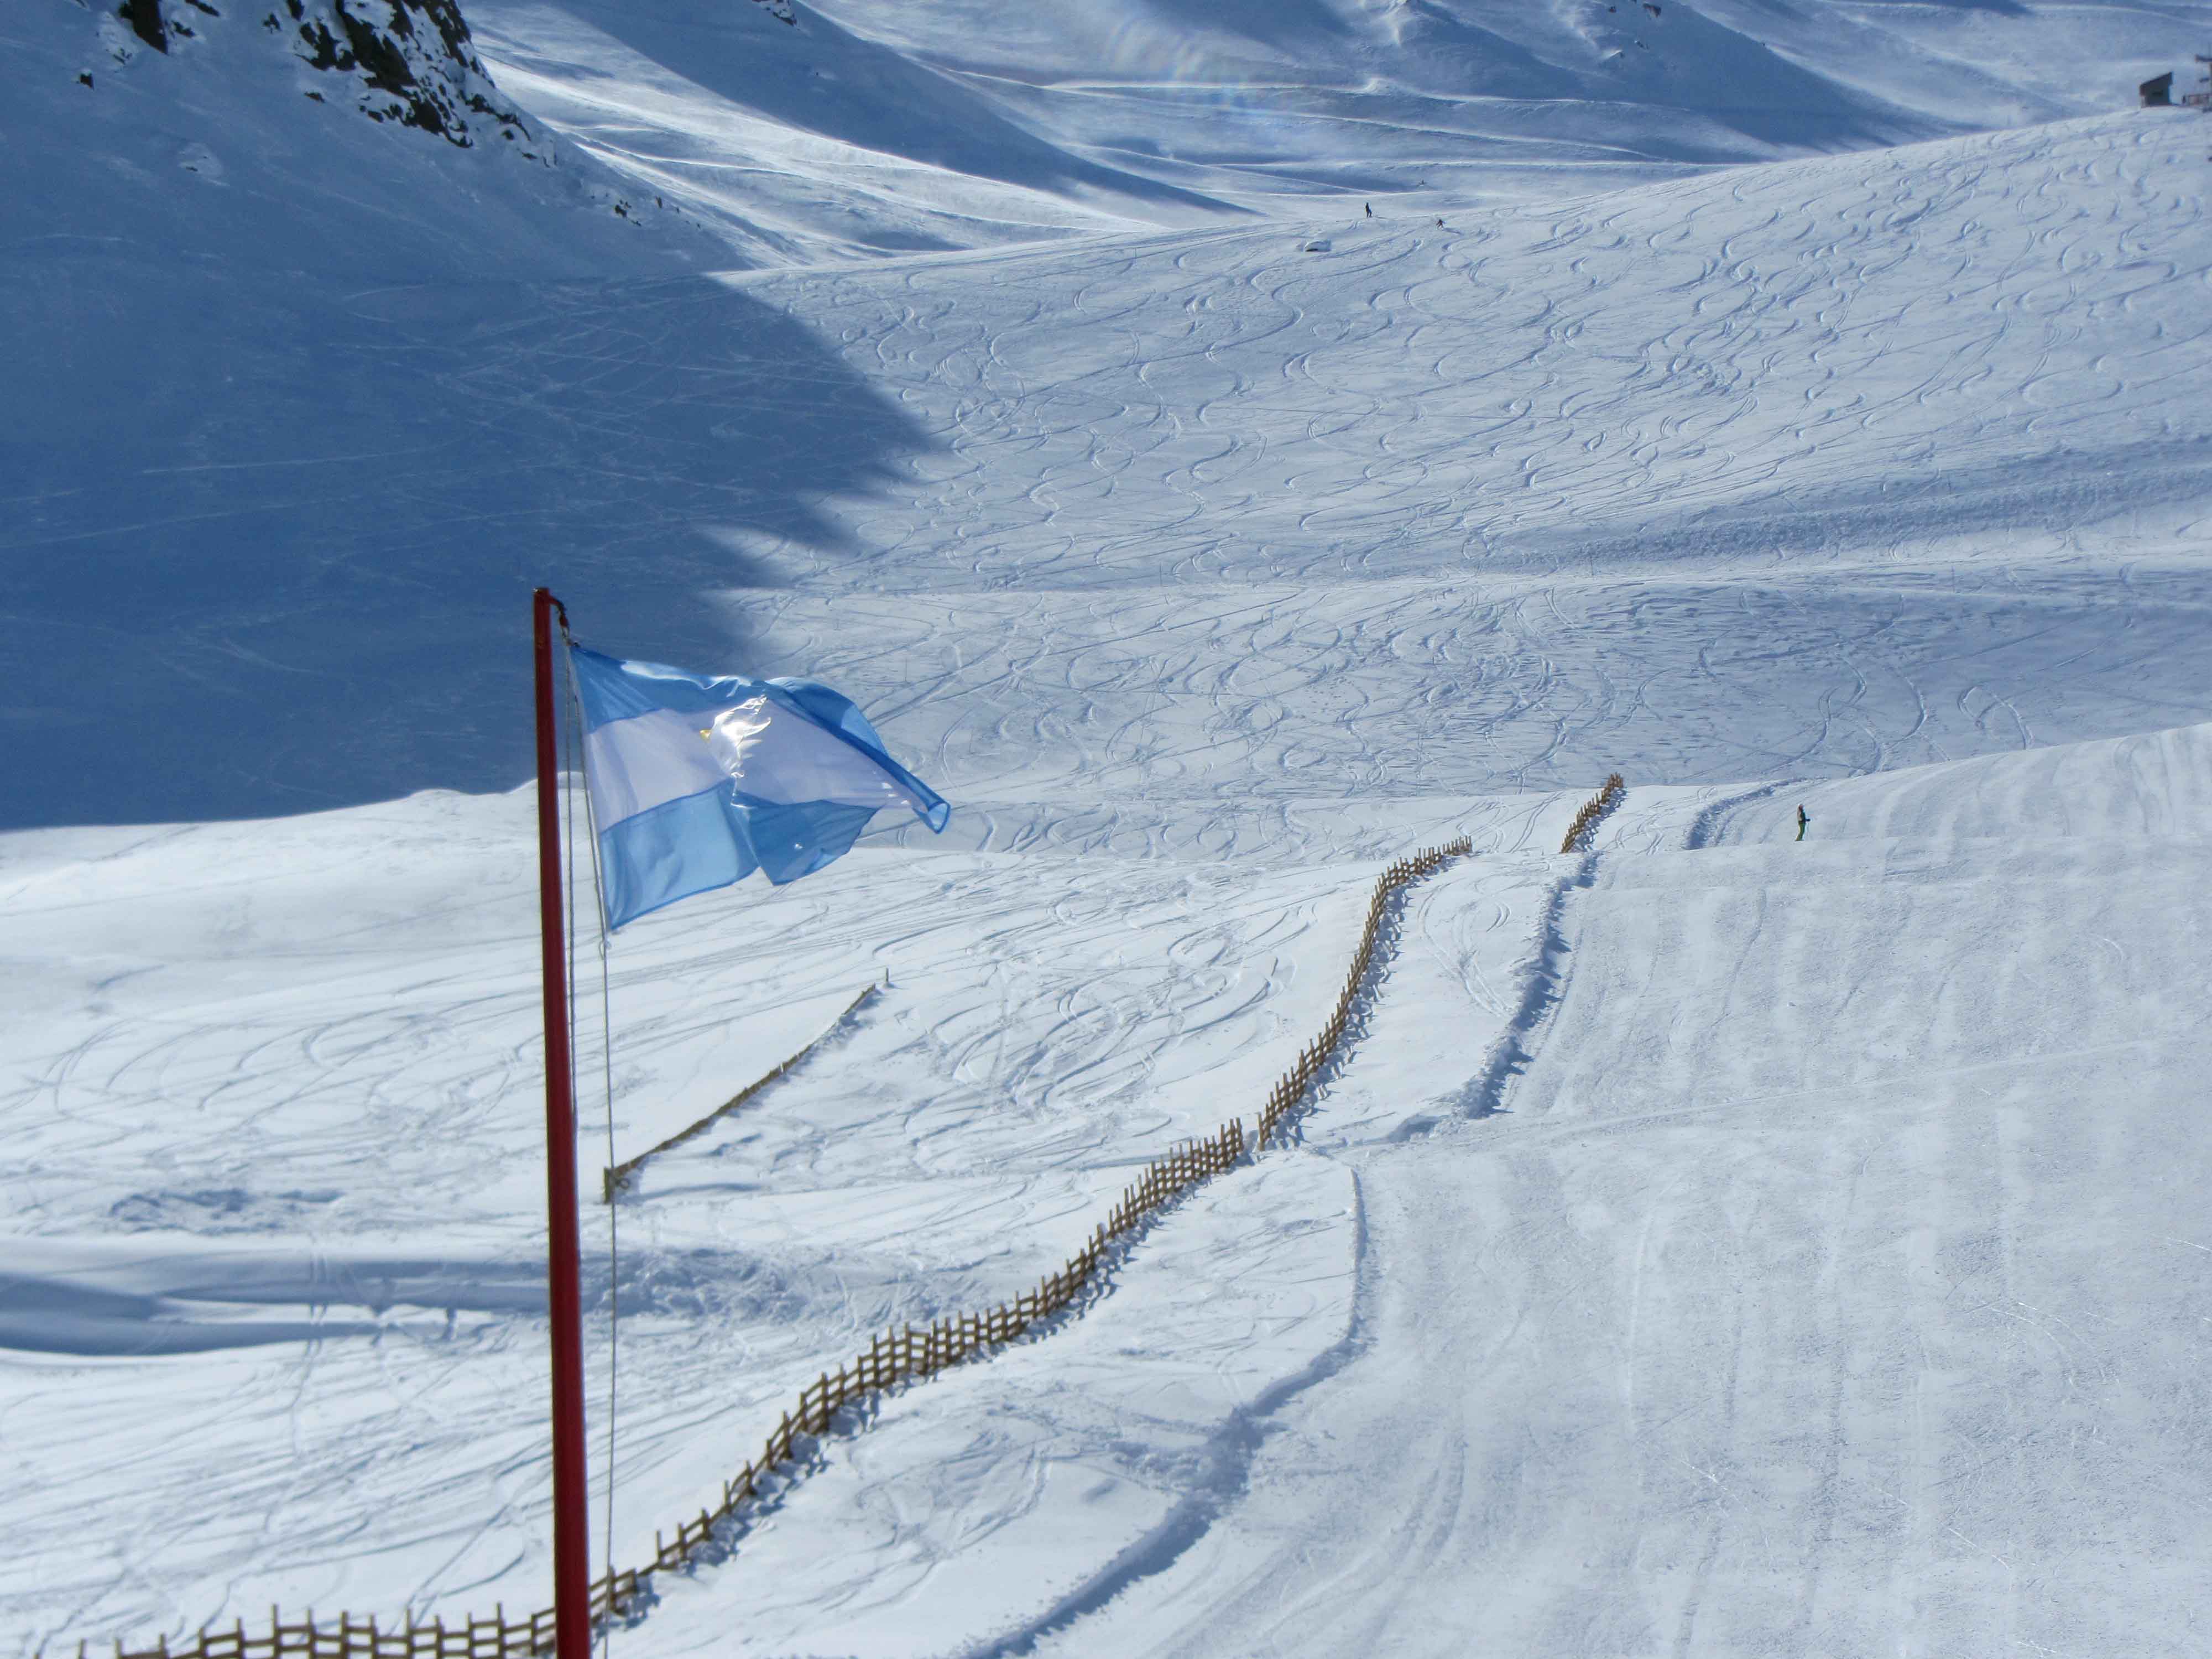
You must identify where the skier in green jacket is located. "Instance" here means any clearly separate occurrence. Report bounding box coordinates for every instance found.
[1796,804,1810,842]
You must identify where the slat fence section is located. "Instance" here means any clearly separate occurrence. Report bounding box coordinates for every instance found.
[602,984,880,1201]
[1559,774,1626,854]
[1253,834,1473,1149]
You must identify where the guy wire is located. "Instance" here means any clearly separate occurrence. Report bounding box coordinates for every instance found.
[559,631,622,1651]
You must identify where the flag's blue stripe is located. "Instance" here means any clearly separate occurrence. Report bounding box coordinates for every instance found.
[737,799,881,886]
[598,789,754,928]
[598,793,895,928]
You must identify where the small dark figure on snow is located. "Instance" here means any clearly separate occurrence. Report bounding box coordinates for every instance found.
[1365,203,1373,217]
[1796,805,1810,842]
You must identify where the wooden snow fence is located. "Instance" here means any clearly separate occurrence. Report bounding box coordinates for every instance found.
[85,838,1478,1659]
[1558,774,1625,854]
[90,1585,644,1659]
[602,983,880,1201]
[627,1115,1249,1595]
[1253,835,1473,1150]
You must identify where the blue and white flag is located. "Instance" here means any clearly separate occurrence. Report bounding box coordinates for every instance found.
[569,645,949,928]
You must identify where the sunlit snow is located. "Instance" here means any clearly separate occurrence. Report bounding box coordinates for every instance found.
[6,1,2211,1655]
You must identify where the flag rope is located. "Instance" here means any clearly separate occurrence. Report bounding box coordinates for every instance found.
[557,627,622,1652]
[556,648,589,1645]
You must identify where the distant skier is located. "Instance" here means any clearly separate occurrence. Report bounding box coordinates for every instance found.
[1796,805,1810,842]
[1365,203,1373,217]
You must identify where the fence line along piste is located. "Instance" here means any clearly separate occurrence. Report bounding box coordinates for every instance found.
[86,836,1477,1659]
[1559,774,1626,853]
[1253,835,1472,1149]
[602,982,880,1201]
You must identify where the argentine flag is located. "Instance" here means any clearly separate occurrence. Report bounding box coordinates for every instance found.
[569,645,950,928]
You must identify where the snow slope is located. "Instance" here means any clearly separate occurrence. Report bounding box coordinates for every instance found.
[1034,731,2212,1659]
[0,646,1595,1632]
[611,724,2212,1658]
[472,0,2212,260]
[10,2,2212,1655]
[11,105,2212,834]
[0,777,1574,1650]
[9,721,2208,1656]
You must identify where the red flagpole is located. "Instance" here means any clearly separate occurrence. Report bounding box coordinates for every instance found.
[533,587,593,1659]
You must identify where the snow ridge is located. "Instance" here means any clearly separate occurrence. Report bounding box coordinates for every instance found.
[1684,782,1785,851]
[1456,853,1598,1120]
[962,1176,1377,1659]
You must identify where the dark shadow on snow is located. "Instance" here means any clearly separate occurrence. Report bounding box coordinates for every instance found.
[498,0,1233,217]
[0,258,936,828]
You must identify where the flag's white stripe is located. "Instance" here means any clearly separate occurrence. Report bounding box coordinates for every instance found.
[584,708,729,828]
[585,700,925,828]
[704,696,926,812]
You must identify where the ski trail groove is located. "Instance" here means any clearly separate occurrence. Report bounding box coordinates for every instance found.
[1686,781,1784,849]
[1458,852,1599,1119]
[959,1170,1379,1659]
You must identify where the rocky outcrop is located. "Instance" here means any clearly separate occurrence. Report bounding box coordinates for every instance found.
[107,0,538,151]
[280,0,529,146]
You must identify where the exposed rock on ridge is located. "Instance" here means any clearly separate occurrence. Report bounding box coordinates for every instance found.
[106,0,539,152]
[279,0,529,147]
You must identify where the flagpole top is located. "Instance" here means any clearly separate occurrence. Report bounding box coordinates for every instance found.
[534,587,574,641]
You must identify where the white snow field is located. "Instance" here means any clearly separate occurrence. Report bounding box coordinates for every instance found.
[9,0,2212,1654]
[472,0,2211,260]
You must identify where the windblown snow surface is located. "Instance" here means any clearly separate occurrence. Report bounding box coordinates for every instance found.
[8,1,2212,1655]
